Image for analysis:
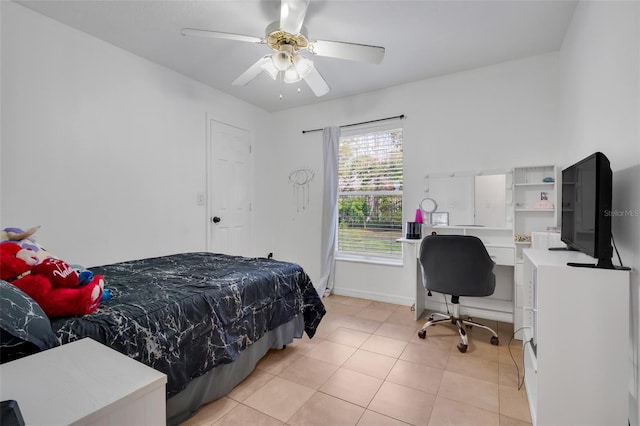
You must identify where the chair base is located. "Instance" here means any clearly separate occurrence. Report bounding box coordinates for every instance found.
[417,303,499,353]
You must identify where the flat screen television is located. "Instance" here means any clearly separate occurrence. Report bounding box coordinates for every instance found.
[560,152,614,269]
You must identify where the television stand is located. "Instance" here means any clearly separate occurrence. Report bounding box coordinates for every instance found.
[567,261,631,271]
[548,246,577,251]
[567,261,599,268]
[523,248,630,426]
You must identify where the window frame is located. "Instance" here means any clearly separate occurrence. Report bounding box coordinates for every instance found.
[335,123,404,264]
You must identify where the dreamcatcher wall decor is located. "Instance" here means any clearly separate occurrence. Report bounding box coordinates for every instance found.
[289,167,315,212]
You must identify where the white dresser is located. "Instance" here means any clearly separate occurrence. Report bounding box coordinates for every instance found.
[522,249,629,426]
[0,338,167,426]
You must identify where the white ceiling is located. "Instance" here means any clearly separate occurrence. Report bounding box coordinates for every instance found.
[17,0,577,112]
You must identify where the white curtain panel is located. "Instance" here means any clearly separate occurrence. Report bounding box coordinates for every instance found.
[318,126,340,297]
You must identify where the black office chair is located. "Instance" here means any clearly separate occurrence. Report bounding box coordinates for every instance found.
[417,234,500,353]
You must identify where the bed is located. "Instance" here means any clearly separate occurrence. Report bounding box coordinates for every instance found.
[0,252,325,425]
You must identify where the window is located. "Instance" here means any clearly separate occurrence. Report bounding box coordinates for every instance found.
[337,126,403,259]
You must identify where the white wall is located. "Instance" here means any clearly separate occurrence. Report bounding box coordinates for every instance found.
[559,2,640,424]
[1,2,270,267]
[261,53,561,301]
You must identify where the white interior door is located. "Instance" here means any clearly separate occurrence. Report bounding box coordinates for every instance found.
[208,119,252,255]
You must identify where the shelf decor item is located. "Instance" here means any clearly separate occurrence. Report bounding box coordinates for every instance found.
[534,191,554,209]
[415,207,423,223]
[419,197,438,224]
[431,212,449,226]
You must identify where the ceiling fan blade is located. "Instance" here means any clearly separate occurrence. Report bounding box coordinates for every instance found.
[180,28,264,44]
[232,56,273,86]
[280,0,310,34]
[303,64,330,97]
[309,39,385,64]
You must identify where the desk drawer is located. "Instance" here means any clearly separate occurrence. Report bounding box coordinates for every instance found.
[486,246,514,266]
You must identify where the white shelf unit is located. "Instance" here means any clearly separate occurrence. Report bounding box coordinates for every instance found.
[512,165,559,338]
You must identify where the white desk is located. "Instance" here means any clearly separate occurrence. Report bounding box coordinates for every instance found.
[0,338,167,426]
[400,225,515,323]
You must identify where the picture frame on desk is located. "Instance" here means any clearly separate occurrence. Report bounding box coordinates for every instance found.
[431,212,449,226]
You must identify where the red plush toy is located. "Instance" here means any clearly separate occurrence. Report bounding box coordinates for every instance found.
[0,242,104,317]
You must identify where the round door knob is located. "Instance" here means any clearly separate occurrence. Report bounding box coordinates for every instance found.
[212,216,221,223]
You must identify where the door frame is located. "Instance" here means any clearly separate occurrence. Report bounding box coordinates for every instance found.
[205,114,255,254]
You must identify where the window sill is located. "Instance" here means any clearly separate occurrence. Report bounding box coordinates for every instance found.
[335,254,403,267]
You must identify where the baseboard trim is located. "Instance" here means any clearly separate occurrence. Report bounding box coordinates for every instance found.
[330,288,414,306]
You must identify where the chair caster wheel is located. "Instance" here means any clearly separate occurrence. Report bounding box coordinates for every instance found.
[418,330,426,339]
[490,336,499,346]
[457,343,468,353]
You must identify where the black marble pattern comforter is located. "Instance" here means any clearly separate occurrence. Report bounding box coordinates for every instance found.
[49,252,325,398]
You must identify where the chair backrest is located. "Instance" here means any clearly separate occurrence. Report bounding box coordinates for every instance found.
[419,234,496,297]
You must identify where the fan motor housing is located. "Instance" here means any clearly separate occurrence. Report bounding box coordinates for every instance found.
[265,21,309,51]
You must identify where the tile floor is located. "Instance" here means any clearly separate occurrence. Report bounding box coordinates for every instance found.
[181,295,532,426]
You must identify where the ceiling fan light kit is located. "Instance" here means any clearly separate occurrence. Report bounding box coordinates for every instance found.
[181,0,385,97]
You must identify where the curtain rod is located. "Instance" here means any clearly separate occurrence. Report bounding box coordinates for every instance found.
[301,114,405,134]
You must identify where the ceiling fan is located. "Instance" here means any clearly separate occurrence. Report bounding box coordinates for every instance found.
[180,0,385,97]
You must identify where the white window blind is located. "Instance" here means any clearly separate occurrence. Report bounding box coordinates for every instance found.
[338,127,403,259]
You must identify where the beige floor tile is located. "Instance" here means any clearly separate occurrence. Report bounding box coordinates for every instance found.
[278,355,339,389]
[324,301,366,316]
[255,347,302,375]
[411,321,459,346]
[286,334,321,356]
[368,381,436,426]
[319,367,384,407]
[386,359,444,395]
[227,369,274,402]
[357,307,394,322]
[445,351,500,384]
[288,390,365,426]
[213,404,284,426]
[374,322,418,341]
[499,414,532,426]
[326,327,372,348]
[327,295,373,308]
[437,370,499,413]
[357,410,412,426]
[427,396,499,426]
[498,385,532,423]
[361,334,408,358]
[399,342,449,370]
[340,316,384,334]
[181,295,530,426]
[180,397,238,426]
[458,338,500,360]
[498,361,522,389]
[499,342,524,368]
[497,321,517,340]
[386,308,424,328]
[305,339,358,366]
[243,377,315,422]
[313,316,346,339]
[343,349,398,380]
[368,301,401,312]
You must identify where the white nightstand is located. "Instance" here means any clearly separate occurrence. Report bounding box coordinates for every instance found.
[0,338,167,425]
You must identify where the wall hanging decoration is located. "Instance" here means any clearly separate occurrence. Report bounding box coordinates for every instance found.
[289,167,315,212]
